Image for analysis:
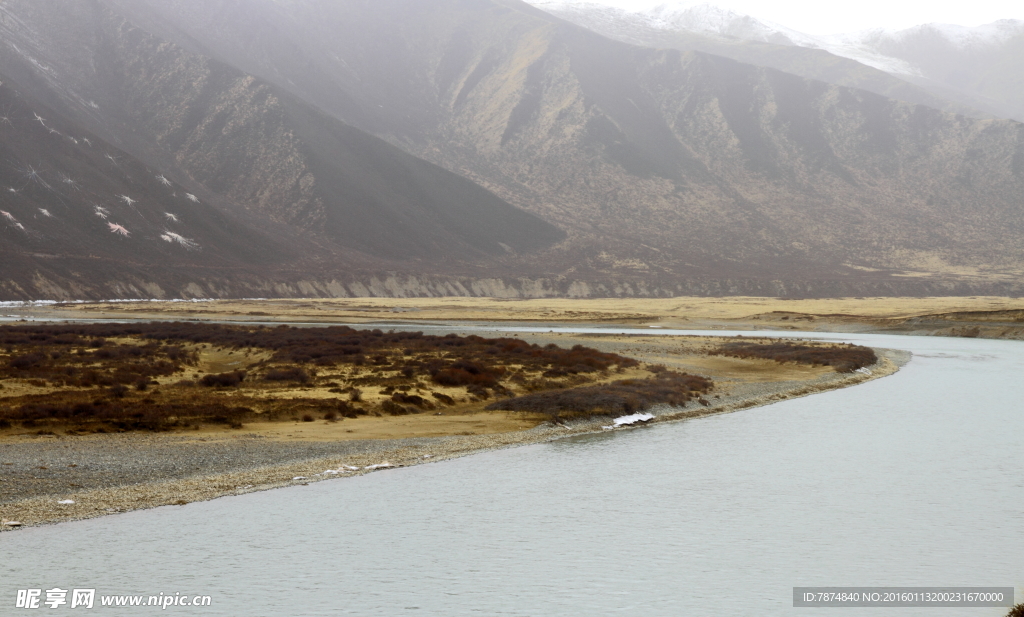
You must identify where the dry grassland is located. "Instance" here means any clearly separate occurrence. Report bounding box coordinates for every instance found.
[14,295,1024,332]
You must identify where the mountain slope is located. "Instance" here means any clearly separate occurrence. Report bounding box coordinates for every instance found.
[0,0,565,299]
[0,72,300,299]
[87,0,1024,293]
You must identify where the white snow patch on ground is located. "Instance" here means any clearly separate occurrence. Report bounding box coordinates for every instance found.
[603,412,655,429]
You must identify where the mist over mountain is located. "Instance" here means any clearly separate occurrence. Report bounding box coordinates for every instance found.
[2,0,1024,300]
[534,2,1024,122]
[855,21,1024,122]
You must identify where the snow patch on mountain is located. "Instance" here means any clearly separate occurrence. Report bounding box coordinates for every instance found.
[798,20,1024,75]
[647,4,803,44]
[809,33,923,76]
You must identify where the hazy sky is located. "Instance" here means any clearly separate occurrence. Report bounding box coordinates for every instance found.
[562,1,1024,34]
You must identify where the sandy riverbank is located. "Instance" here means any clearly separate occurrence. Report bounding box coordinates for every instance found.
[0,326,908,530]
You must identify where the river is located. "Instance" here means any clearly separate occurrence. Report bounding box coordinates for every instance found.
[2,330,1022,615]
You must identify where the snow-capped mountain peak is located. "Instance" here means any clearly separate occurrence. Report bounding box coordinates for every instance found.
[532,1,799,43]
[643,3,802,44]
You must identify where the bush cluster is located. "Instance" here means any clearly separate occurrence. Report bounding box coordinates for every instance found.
[487,371,712,422]
[1,325,198,388]
[430,360,504,387]
[200,370,246,388]
[391,392,435,410]
[6,399,255,431]
[709,340,876,372]
[1,324,635,388]
[263,367,311,383]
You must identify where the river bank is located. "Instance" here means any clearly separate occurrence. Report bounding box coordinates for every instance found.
[0,338,907,529]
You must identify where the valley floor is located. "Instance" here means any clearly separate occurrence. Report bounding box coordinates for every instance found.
[8,295,1024,339]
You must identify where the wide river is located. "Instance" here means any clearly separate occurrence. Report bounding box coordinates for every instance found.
[2,328,1022,616]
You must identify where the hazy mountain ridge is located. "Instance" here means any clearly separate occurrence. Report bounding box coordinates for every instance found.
[532,2,1024,122]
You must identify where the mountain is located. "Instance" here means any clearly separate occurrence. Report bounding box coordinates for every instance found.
[0,72,297,299]
[97,0,1024,292]
[532,2,1024,122]
[853,21,1024,122]
[2,0,1024,300]
[0,0,564,300]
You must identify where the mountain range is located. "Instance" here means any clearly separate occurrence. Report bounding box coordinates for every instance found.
[532,2,1024,121]
[1,0,1023,300]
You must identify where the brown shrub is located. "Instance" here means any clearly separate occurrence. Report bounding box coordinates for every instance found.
[1,396,257,432]
[431,392,455,406]
[264,367,310,383]
[381,400,414,415]
[487,371,712,422]
[466,384,490,399]
[431,361,503,388]
[392,392,435,410]
[200,370,246,388]
[336,401,363,418]
[710,340,876,372]
[9,352,46,370]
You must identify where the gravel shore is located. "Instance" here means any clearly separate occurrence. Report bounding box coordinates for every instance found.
[0,349,908,530]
